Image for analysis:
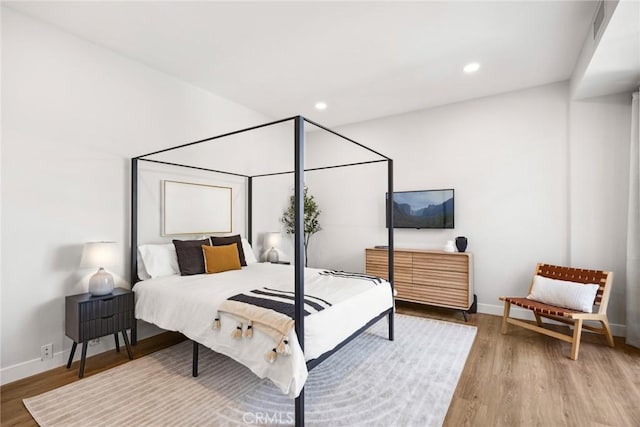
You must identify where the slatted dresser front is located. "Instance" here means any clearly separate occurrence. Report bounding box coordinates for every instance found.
[365,248,474,314]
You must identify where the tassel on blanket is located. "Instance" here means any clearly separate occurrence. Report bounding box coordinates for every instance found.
[212,316,221,330]
[265,348,278,364]
[231,322,243,339]
[276,337,291,356]
[244,320,253,338]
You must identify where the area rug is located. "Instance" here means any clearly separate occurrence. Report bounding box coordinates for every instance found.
[24,314,476,426]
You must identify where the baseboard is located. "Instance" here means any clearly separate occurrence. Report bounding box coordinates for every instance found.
[0,339,111,386]
[477,303,626,337]
[0,323,164,386]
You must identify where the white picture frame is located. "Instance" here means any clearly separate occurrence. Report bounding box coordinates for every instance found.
[162,180,232,236]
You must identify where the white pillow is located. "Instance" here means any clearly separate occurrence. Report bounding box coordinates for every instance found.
[241,238,258,264]
[136,249,152,281]
[527,275,600,313]
[138,243,180,278]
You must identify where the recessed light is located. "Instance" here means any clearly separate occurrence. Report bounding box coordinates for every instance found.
[315,102,327,110]
[463,62,480,74]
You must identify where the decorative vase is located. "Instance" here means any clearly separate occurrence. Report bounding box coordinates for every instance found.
[455,236,468,252]
[444,240,456,252]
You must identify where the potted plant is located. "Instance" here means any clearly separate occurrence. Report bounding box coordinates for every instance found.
[281,186,321,266]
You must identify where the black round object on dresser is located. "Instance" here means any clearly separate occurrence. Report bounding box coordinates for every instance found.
[455,236,468,252]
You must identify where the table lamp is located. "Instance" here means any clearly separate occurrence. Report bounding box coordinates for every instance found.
[80,241,118,296]
[265,232,281,263]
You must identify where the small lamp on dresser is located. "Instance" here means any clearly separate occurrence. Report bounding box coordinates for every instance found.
[264,232,281,263]
[80,241,118,296]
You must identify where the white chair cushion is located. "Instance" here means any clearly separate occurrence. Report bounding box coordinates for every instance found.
[527,275,600,313]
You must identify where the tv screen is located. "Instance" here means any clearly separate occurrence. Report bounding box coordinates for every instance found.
[387,189,454,229]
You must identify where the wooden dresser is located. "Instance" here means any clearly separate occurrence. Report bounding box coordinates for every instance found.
[365,247,475,315]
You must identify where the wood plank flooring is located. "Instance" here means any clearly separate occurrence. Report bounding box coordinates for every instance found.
[2,305,639,426]
[396,302,640,427]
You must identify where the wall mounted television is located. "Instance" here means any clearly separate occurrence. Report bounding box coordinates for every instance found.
[387,189,454,229]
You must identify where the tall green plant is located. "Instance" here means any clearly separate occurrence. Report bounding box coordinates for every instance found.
[281,186,321,266]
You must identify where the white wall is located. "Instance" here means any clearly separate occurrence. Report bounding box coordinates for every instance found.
[1,6,633,385]
[569,92,632,326]
[310,83,571,299]
[251,173,295,261]
[0,8,274,384]
[302,83,631,333]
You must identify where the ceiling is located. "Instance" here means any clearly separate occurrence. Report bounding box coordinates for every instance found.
[5,1,612,127]
[573,0,640,99]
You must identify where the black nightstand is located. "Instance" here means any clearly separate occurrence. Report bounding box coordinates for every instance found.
[65,287,134,378]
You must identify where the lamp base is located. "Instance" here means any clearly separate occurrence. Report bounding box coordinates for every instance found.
[89,268,114,296]
[267,248,279,263]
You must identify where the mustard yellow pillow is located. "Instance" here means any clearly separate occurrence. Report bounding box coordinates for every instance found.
[202,243,242,274]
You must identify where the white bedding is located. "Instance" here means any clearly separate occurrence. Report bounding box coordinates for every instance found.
[134,263,393,398]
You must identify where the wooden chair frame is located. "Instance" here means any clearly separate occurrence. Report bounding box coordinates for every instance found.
[500,263,614,360]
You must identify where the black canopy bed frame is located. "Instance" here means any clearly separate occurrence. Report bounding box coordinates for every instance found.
[130,115,395,427]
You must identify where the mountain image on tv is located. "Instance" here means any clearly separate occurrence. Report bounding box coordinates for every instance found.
[391,190,454,228]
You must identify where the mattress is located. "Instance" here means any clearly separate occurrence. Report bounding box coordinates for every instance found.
[134,263,393,397]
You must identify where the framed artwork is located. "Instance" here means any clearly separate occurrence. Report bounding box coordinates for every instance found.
[163,180,232,236]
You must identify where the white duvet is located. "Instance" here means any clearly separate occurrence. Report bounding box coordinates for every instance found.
[134,263,393,398]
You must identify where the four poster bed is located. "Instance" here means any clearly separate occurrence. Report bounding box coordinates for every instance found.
[130,116,395,426]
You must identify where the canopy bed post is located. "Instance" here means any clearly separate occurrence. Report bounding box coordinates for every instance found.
[294,115,305,427]
[247,176,253,245]
[130,157,139,345]
[387,159,394,341]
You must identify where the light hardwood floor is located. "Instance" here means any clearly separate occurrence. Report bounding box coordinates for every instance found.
[397,303,640,427]
[1,305,639,426]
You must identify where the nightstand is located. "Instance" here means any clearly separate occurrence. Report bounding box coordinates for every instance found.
[270,261,291,265]
[65,287,134,378]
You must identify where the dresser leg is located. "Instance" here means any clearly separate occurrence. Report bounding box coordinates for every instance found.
[114,333,120,352]
[67,342,77,369]
[469,294,478,314]
[79,343,88,378]
[121,330,133,360]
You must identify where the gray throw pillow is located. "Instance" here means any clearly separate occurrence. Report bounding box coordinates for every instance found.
[211,235,247,267]
[173,238,211,275]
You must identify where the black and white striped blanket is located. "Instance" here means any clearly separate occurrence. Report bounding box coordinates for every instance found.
[212,270,384,363]
[318,270,385,284]
[228,287,333,318]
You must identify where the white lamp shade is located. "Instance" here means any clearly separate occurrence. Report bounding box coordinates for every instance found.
[80,242,118,269]
[264,232,281,248]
